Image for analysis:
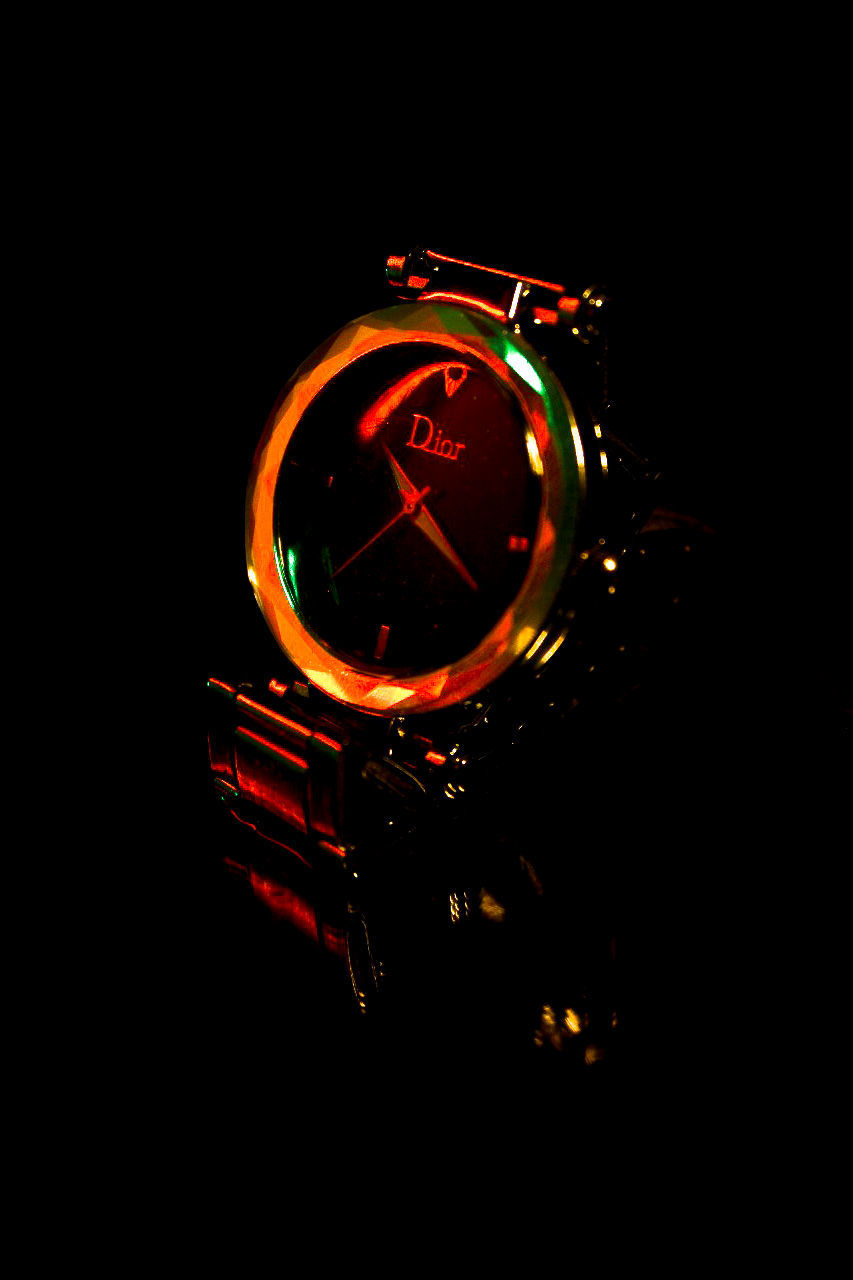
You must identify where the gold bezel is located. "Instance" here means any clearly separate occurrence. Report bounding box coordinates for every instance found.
[246,303,585,716]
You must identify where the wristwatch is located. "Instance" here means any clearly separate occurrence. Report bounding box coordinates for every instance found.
[206,248,714,1061]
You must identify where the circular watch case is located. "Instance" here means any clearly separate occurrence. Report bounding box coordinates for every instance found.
[246,302,587,715]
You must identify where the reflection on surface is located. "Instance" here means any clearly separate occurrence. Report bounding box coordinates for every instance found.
[532,1003,613,1067]
[205,517,733,1074]
[211,798,623,1072]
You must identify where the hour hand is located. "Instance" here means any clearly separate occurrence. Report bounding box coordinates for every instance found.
[382,444,478,591]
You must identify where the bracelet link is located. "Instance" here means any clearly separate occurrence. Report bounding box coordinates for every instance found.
[207,678,353,847]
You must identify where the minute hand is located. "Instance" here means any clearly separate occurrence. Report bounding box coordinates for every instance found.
[382,445,478,591]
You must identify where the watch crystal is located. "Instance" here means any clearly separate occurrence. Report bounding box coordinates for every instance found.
[273,343,542,674]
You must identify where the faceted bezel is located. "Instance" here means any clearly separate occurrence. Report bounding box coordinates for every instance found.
[246,302,586,716]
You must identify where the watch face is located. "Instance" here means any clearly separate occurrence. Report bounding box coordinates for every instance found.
[272,343,541,674]
[247,304,583,714]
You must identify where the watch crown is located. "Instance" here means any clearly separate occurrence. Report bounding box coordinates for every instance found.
[386,248,433,293]
[385,254,407,281]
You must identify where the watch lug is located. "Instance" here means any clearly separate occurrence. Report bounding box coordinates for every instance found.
[386,248,611,416]
[387,246,604,334]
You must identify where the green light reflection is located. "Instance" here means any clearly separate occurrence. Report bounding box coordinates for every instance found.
[503,345,544,394]
[321,547,340,606]
[274,540,300,610]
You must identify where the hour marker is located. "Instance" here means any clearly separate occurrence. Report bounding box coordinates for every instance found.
[508,535,530,552]
[374,624,391,660]
[444,365,468,397]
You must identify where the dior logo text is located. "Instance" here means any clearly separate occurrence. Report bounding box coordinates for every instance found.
[406,414,466,461]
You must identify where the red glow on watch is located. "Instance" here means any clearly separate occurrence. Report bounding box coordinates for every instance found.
[235,693,312,740]
[418,290,507,321]
[423,250,566,295]
[207,678,236,695]
[225,807,312,867]
[356,363,467,443]
[234,727,308,831]
[235,725,307,772]
[321,924,347,957]
[249,871,319,942]
[317,839,348,859]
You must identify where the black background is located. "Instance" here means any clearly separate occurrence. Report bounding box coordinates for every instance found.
[110,162,848,1159]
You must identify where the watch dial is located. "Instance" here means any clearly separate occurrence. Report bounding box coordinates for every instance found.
[273,342,543,674]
